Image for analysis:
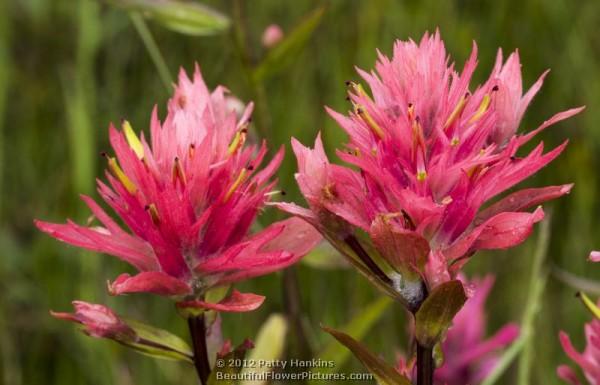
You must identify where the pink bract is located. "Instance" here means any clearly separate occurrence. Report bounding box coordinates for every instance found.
[36,66,321,312]
[559,318,600,385]
[280,31,581,304]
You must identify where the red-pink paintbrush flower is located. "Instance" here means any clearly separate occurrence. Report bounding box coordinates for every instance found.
[279,31,582,308]
[36,66,321,312]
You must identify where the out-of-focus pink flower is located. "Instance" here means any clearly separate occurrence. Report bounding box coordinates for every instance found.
[589,251,600,262]
[436,275,519,384]
[51,301,135,340]
[280,30,581,306]
[36,66,321,312]
[559,318,600,385]
[396,275,519,384]
[262,24,284,48]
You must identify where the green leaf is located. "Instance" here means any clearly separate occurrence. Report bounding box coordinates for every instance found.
[109,0,230,36]
[123,318,193,363]
[321,326,412,385]
[315,297,392,376]
[415,280,467,348]
[252,6,325,82]
[240,314,288,385]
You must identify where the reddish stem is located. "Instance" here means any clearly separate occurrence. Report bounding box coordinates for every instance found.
[188,314,211,385]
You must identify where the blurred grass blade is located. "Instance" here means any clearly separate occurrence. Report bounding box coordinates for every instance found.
[252,6,325,82]
[313,296,391,381]
[481,216,551,385]
[129,11,173,90]
[552,264,600,296]
[110,0,230,36]
[302,243,349,270]
[240,314,288,385]
[321,326,411,385]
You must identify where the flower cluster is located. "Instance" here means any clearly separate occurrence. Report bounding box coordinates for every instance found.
[36,66,321,313]
[280,31,581,308]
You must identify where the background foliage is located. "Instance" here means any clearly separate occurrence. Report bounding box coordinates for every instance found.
[2,0,600,384]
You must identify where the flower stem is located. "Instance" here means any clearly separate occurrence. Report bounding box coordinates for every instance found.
[416,343,434,385]
[188,314,211,385]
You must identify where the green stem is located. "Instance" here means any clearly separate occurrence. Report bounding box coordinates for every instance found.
[129,12,172,91]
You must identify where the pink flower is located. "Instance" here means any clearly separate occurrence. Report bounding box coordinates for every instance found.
[396,275,519,384]
[36,66,321,312]
[280,31,581,305]
[261,24,284,48]
[559,319,600,384]
[51,301,135,340]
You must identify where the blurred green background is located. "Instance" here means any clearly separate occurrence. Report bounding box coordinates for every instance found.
[2,0,600,384]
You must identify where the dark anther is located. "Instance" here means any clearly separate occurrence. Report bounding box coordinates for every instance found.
[247,165,254,171]
[344,80,351,86]
[100,151,107,158]
[281,190,286,196]
[492,85,499,91]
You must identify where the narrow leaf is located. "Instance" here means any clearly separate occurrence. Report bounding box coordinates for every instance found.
[124,318,193,362]
[322,326,411,385]
[315,297,392,375]
[415,280,467,348]
[110,0,230,36]
[253,7,325,82]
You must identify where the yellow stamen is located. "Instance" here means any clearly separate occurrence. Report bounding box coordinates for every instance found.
[107,157,137,194]
[224,168,248,202]
[145,203,160,225]
[347,81,372,101]
[468,94,491,124]
[450,137,460,146]
[322,183,337,200]
[444,93,469,129]
[417,171,427,182]
[227,127,248,156]
[172,157,187,186]
[122,120,144,159]
[356,106,385,139]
